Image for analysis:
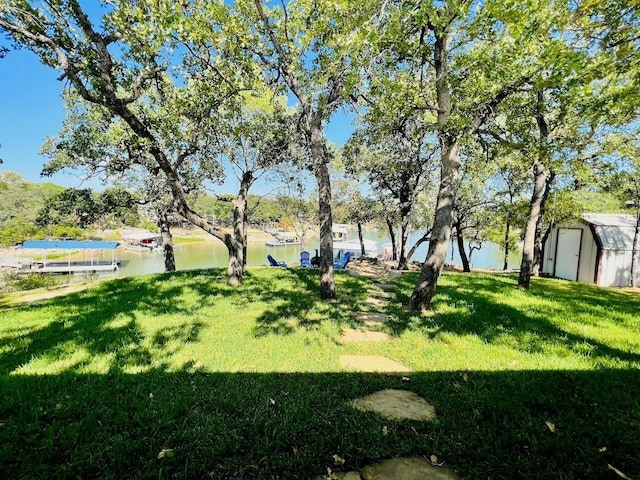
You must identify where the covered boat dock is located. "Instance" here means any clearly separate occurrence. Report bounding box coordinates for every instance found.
[17,240,120,274]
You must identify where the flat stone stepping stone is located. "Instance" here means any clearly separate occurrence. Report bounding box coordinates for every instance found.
[363,297,386,308]
[373,283,396,291]
[353,311,390,326]
[362,457,459,480]
[351,389,436,422]
[341,328,395,343]
[367,289,393,299]
[340,355,411,373]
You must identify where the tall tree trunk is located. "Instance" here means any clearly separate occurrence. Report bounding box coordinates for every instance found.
[519,90,549,289]
[410,139,462,311]
[157,209,175,272]
[410,30,461,311]
[532,172,555,276]
[385,217,398,261]
[455,218,471,272]
[397,214,411,270]
[310,122,336,300]
[632,208,639,288]
[503,218,511,271]
[229,172,252,287]
[357,222,365,257]
[518,160,547,289]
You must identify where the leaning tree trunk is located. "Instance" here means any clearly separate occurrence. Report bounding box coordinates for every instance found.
[410,139,462,311]
[310,122,336,300]
[519,90,550,289]
[455,219,471,272]
[157,209,176,272]
[407,229,432,261]
[385,217,398,261]
[631,208,639,288]
[503,218,511,271]
[410,30,461,311]
[532,172,555,276]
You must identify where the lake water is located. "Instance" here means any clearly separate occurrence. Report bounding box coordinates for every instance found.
[88,228,520,282]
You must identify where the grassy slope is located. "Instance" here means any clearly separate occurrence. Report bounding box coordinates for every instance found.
[0,269,639,479]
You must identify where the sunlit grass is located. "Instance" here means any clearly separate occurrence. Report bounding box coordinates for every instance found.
[1,268,639,479]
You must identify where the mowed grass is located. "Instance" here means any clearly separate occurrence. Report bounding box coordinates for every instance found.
[1,268,639,479]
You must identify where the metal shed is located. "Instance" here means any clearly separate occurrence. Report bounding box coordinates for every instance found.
[542,213,639,287]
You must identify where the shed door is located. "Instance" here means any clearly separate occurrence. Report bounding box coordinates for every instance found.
[555,228,583,281]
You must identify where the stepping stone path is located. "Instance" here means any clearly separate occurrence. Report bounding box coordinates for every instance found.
[362,297,386,308]
[361,457,460,480]
[339,355,411,373]
[340,328,395,343]
[313,459,459,480]
[353,311,390,327]
[373,282,396,291]
[351,389,436,422]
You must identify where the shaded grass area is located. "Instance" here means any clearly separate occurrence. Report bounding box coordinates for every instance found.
[1,268,640,479]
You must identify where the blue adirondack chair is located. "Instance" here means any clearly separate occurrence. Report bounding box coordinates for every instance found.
[334,251,351,270]
[267,254,286,267]
[300,251,312,268]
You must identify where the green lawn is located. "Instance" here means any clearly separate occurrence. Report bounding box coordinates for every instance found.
[1,268,639,479]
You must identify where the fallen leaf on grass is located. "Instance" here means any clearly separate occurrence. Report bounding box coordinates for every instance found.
[599,447,607,453]
[545,420,556,433]
[608,464,633,480]
[462,373,469,382]
[430,455,438,464]
[268,398,276,406]
[157,449,174,459]
[333,454,345,465]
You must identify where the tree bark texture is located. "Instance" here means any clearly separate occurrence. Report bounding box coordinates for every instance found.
[410,30,461,311]
[503,219,511,271]
[357,222,366,257]
[455,218,471,272]
[158,210,176,272]
[397,202,412,270]
[407,230,431,262]
[410,139,461,311]
[310,123,336,299]
[519,90,550,289]
[228,172,252,287]
[386,217,398,261]
[518,160,547,289]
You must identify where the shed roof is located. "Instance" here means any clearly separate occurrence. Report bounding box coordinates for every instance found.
[19,240,120,250]
[581,213,637,251]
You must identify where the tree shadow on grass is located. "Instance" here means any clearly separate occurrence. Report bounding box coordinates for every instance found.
[0,271,230,375]
[385,271,640,367]
[250,269,371,337]
[0,368,639,480]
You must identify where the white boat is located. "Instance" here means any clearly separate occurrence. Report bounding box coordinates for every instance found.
[265,232,302,247]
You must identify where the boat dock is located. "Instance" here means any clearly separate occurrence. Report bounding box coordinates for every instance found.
[13,240,121,275]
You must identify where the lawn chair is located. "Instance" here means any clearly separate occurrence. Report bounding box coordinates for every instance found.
[334,251,351,270]
[300,250,312,268]
[267,254,287,267]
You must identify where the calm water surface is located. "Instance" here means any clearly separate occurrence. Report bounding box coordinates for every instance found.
[105,229,520,279]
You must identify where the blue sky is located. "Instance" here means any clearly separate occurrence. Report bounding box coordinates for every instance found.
[0,46,356,194]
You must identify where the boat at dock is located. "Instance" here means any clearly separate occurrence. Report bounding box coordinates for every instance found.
[332,225,378,259]
[121,231,163,251]
[265,232,302,247]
